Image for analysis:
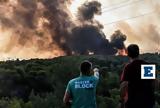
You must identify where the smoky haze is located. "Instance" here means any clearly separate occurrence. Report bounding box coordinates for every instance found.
[0,0,127,59]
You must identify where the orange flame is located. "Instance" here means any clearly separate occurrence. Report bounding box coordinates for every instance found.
[117,49,127,56]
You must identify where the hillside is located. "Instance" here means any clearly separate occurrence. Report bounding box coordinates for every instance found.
[0,54,159,108]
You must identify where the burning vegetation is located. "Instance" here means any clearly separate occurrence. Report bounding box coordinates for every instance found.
[0,0,127,59]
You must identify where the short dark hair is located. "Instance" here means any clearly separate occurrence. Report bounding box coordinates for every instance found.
[80,60,92,75]
[127,44,140,58]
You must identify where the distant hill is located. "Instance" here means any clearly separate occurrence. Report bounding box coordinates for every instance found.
[0,53,159,108]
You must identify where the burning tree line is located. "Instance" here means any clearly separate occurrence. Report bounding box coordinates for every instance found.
[0,0,127,57]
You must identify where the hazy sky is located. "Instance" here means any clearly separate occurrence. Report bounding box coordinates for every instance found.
[0,0,159,60]
[70,0,160,53]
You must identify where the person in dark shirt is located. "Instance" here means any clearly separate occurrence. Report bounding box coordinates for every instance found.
[120,44,155,108]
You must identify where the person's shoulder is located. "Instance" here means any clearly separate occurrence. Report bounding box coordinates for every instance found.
[90,75,99,81]
[140,60,149,64]
[125,63,130,67]
[124,62,131,69]
[133,59,148,64]
[68,77,80,84]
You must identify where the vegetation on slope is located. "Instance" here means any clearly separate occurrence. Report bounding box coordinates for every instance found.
[0,53,159,108]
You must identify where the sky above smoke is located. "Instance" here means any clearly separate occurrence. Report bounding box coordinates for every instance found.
[0,0,159,60]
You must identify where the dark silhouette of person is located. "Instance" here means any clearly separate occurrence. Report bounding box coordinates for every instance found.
[120,44,155,108]
[63,60,99,108]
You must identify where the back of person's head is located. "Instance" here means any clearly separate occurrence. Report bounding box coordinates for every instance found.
[80,60,92,75]
[127,44,140,59]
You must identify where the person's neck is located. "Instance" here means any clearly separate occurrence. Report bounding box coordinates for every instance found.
[80,73,90,77]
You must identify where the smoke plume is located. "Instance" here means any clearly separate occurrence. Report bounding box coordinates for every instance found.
[77,1,101,21]
[70,1,126,55]
[109,0,160,53]
[0,0,127,59]
[110,30,126,49]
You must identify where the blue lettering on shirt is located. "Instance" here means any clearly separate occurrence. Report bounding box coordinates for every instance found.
[75,81,94,89]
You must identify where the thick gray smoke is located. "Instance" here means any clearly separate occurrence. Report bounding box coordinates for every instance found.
[77,1,101,21]
[70,1,126,55]
[110,30,127,49]
[0,0,127,58]
[40,0,73,55]
[71,26,117,55]
[0,0,73,55]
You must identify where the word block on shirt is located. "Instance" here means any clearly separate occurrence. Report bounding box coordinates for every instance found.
[141,65,156,79]
[75,81,94,89]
